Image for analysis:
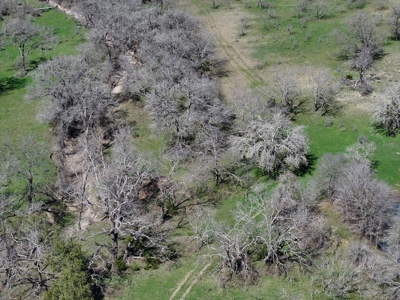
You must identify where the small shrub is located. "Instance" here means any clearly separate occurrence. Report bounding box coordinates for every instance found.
[115,258,128,273]
[325,117,333,127]
[144,255,159,270]
[130,262,141,272]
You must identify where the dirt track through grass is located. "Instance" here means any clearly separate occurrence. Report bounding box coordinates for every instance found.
[179,262,212,300]
[192,0,265,86]
[168,267,196,300]
[168,260,211,300]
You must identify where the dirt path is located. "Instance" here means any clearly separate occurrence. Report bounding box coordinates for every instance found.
[179,262,212,300]
[192,0,265,87]
[47,0,85,23]
[168,267,196,300]
[167,260,212,300]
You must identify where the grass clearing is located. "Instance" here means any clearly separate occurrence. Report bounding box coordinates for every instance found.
[0,8,85,140]
[116,100,165,157]
[298,99,400,186]
[117,251,344,300]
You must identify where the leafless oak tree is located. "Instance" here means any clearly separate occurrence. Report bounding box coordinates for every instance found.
[372,83,400,136]
[271,68,302,115]
[91,128,169,262]
[200,173,329,283]
[314,0,328,20]
[314,153,348,199]
[391,5,400,40]
[334,161,396,245]
[0,137,61,299]
[2,16,57,75]
[28,50,113,143]
[336,12,383,89]
[307,66,340,115]
[231,113,309,176]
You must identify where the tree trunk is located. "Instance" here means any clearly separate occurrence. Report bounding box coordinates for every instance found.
[19,44,27,75]
[111,227,119,259]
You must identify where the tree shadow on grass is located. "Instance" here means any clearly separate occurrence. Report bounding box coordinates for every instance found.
[0,76,28,96]
[293,153,318,177]
[28,56,48,71]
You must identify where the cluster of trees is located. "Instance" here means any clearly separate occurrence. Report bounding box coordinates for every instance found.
[0,136,66,299]
[1,0,234,298]
[215,0,399,97]
[315,147,396,245]
[191,173,329,284]
[2,0,400,298]
[0,0,42,20]
[191,139,399,292]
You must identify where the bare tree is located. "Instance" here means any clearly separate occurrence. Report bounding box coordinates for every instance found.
[256,174,329,273]
[1,135,57,213]
[334,161,396,245]
[336,12,383,88]
[362,249,400,299]
[376,0,389,10]
[391,6,400,40]
[0,0,40,19]
[338,240,400,299]
[28,50,113,142]
[231,113,309,176]
[0,216,54,299]
[145,69,232,156]
[2,16,57,75]
[0,137,61,299]
[350,48,374,93]
[387,214,400,259]
[294,0,309,18]
[372,84,400,136]
[345,138,376,166]
[314,153,347,199]
[211,0,218,9]
[307,66,340,115]
[230,87,272,127]
[91,128,169,262]
[314,0,328,20]
[271,68,302,115]
[317,253,363,298]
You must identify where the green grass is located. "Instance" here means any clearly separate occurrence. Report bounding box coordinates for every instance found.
[117,101,166,156]
[298,108,400,187]
[201,0,389,69]
[0,8,85,139]
[116,251,361,300]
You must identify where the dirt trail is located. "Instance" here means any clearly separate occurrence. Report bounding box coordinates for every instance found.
[192,0,265,87]
[47,0,85,22]
[168,267,196,300]
[168,260,212,300]
[179,262,211,300]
